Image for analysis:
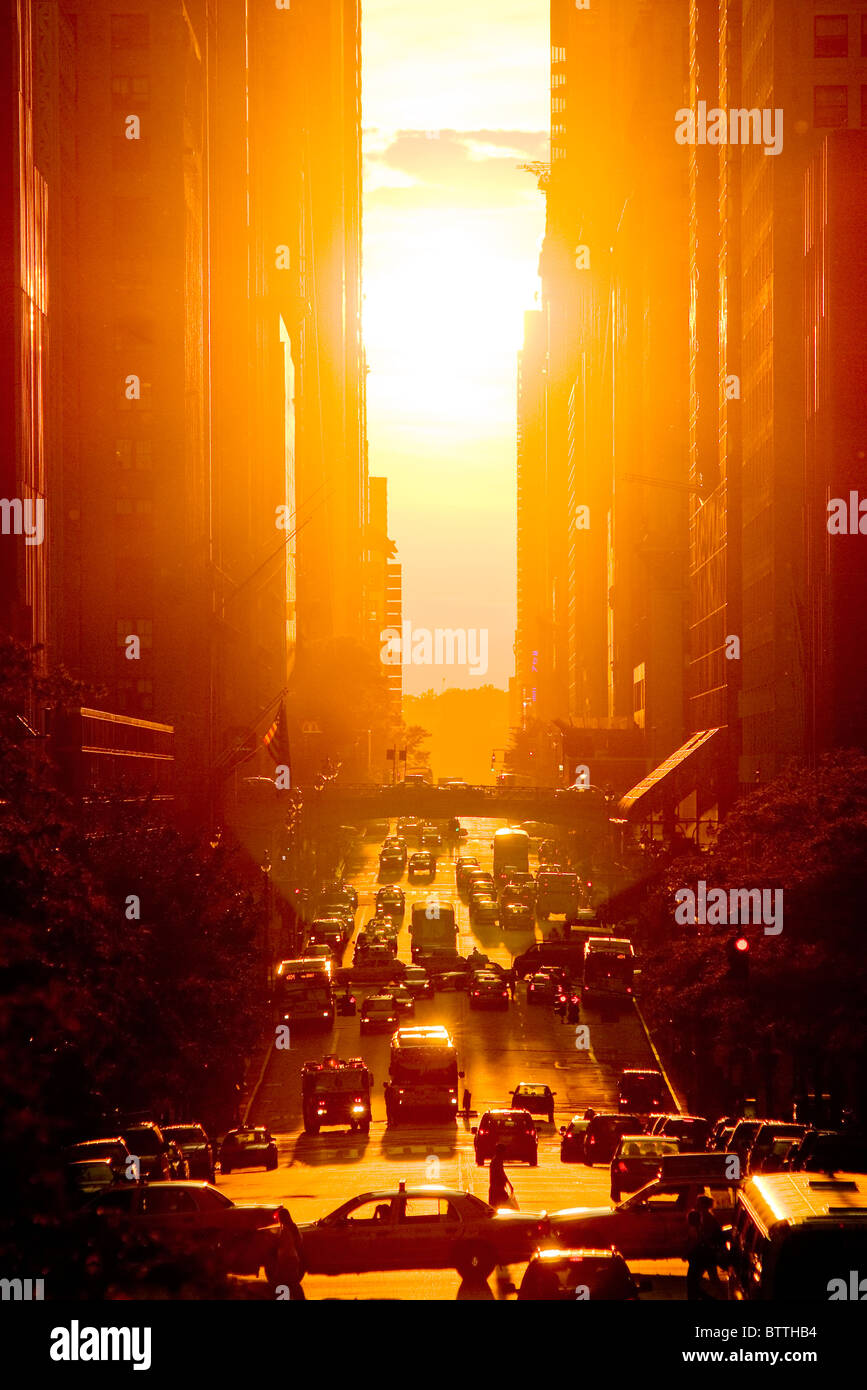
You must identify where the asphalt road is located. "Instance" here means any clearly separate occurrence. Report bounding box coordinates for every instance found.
[221,817,691,1299]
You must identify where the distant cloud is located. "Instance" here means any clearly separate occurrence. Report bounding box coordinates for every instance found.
[364,128,548,209]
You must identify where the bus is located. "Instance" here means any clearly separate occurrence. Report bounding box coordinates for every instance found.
[492,827,530,880]
[582,937,635,1002]
[409,899,458,960]
[384,1026,462,1124]
[274,958,334,1030]
[727,1172,867,1300]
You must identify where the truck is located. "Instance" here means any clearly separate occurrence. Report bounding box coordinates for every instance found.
[582,937,636,1003]
[492,827,530,882]
[535,871,583,921]
[384,1025,462,1124]
[274,958,335,1030]
[301,1056,372,1134]
[409,898,458,961]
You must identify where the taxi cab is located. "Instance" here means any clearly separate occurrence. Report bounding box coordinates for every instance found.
[550,1154,742,1260]
[297,1183,548,1281]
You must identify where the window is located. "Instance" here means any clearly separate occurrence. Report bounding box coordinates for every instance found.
[400,1195,447,1228]
[344,1199,392,1225]
[814,15,847,57]
[141,1188,196,1215]
[814,84,848,126]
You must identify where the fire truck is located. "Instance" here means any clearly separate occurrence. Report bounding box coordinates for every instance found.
[384,1025,462,1125]
[301,1056,373,1134]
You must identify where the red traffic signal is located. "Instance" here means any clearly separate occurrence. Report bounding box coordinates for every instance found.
[733,936,749,953]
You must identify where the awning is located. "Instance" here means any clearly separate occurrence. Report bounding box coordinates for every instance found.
[618,727,726,820]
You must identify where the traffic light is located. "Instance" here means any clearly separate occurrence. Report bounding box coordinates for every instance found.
[726,933,750,983]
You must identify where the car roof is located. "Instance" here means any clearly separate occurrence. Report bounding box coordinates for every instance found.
[531,1248,624,1263]
[348,1185,467,1202]
[515,1083,549,1091]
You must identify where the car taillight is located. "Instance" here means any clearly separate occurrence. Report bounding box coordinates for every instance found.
[617,1161,628,1172]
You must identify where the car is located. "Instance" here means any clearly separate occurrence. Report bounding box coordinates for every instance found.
[122,1122,174,1182]
[473,1110,538,1166]
[408,851,436,883]
[297,1183,548,1281]
[526,971,558,1005]
[469,972,509,1011]
[375,886,406,921]
[64,1136,134,1184]
[307,923,347,961]
[609,1134,681,1202]
[744,1122,806,1174]
[651,1114,711,1153]
[550,1164,742,1260]
[513,1247,643,1301]
[559,1117,591,1164]
[84,1181,304,1291]
[403,964,434,999]
[784,1129,867,1175]
[500,901,534,930]
[379,851,405,878]
[383,836,408,859]
[220,1127,278,1175]
[469,891,499,925]
[302,942,337,972]
[512,940,588,979]
[617,1069,667,1115]
[316,904,354,939]
[162,1124,216,1183]
[360,993,400,1034]
[390,984,416,1018]
[583,1113,646,1166]
[421,826,442,849]
[455,857,480,891]
[65,1159,120,1205]
[511,1083,556,1125]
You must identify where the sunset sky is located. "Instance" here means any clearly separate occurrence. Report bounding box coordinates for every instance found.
[362,0,549,694]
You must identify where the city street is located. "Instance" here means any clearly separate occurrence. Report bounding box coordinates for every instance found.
[221,818,687,1298]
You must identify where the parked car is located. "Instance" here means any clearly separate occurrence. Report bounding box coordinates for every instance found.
[220,1127,278,1175]
[162,1124,215,1183]
[85,1181,304,1292]
[513,1247,644,1301]
[65,1159,119,1205]
[296,1184,548,1281]
[510,1083,556,1125]
[473,1110,538,1167]
[609,1135,681,1202]
[64,1136,133,1184]
[122,1122,173,1182]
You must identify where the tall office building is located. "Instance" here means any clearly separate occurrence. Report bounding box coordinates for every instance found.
[0,0,368,823]
[517,0,689,795]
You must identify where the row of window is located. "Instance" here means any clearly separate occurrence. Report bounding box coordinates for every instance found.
[814,13,867,58]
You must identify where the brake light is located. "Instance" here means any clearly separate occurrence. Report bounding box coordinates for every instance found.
[617,1161,628,1172]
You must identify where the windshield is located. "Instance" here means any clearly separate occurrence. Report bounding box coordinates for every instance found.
[164,1127,203,1143]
